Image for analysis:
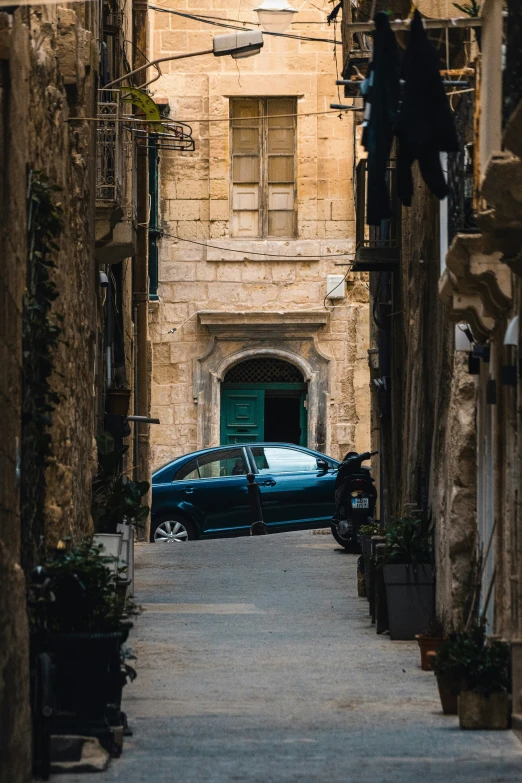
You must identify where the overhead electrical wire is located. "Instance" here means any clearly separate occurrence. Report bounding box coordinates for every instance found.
[160,231,356,260]
[149,6,342,45]
[67,107,358,124]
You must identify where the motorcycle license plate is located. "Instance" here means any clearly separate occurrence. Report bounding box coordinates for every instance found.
[351,497,369,509]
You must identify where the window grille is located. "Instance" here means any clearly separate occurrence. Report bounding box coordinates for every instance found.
[230,97,296,238]
[224,358,303,384]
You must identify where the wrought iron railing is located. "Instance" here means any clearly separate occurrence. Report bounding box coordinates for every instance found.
[96,89,125,205]
[447,91,477,244]
[133,121,195,152]
[354,158,400,271]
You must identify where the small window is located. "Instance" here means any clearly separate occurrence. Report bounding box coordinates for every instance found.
[230,98,296,239]
[175,459,200,481]
[251,446,319,474]
[197,448,248,479]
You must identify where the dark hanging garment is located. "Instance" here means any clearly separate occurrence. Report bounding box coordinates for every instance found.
[362,12,400,226]
[394,10,459,206]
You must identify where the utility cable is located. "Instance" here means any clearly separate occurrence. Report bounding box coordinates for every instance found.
[149,6,342,44]
[67,108,358,123]
[160,231,356,260]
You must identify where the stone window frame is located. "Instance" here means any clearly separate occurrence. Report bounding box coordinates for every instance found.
[229,97,297,240]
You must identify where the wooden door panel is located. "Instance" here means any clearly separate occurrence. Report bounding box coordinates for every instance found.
[221,389,264,444]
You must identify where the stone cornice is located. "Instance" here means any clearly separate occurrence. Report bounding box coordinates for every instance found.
[439,233,512,340]
[198,310,330,338]
[477,97,522,276]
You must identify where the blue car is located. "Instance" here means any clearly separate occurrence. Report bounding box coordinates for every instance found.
[151,443,340,542]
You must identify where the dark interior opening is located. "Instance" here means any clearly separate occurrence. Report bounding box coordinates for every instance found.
[264,394,301,445]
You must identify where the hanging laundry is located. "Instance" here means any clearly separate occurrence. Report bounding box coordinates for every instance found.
[362,12,400,226]
[394,9,459,206]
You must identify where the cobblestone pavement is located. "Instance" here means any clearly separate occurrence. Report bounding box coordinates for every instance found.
[61,531,522,782]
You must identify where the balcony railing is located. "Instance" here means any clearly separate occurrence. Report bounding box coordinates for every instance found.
[354,158,401,272]
[447,91,477,244]
[96,89,126,205]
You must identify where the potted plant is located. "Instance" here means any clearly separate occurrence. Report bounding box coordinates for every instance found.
[415,617,446,671]
[382,517,434,640]
[105,387,131,416]
[432,624,510,725]
[92,432,149,586]
[31,540,138,751]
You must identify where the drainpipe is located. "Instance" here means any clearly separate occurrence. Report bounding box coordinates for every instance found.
[132,0,151,541]
[148,136,160,301]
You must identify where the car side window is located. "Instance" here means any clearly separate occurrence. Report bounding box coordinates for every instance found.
[251,447,319,474]
[175,459,200,481]
[197,449,247,479]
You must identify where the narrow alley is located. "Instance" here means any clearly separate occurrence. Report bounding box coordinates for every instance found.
[61,532,522,783]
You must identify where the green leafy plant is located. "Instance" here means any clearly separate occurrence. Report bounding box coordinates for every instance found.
[453,1,480,16]
[120,646,138,685]
[419,616,445,639]
[433,624,510,696]
[92,432,150,534]
[40,540,138,633]
[382,517,432,565]
[21,172,64,569]
[359,522,382,537]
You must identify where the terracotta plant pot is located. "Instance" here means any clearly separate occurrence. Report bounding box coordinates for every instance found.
[105,388,131,416]
[458,690,510,729]
[415,635,447,671]
[436,672,461,715]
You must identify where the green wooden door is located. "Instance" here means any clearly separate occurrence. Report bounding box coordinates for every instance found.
[221,389,264,444]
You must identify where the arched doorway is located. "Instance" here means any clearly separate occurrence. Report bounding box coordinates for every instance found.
[220,358,307,446]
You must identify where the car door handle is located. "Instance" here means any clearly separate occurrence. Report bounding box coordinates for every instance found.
[184,487,194,495]
[259,479,276,487]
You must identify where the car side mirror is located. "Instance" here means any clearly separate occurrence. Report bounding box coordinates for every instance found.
[317,458,329,473]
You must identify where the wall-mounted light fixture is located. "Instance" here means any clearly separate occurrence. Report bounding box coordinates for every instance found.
[501,316,519,386]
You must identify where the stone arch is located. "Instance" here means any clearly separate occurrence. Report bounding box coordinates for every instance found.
[194,341,329,452]
[216,347,315,383]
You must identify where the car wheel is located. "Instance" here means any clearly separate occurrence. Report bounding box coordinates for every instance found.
[151,516,196,543]
[330,524,359,553]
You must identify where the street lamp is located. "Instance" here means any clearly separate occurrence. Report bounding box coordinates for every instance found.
[254,0,297,34]
[104,31,264,89]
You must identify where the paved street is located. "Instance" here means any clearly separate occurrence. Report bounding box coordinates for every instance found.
[62,531,522,782]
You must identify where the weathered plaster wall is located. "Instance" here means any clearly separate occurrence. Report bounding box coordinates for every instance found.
[0,48,31,783]
[369,168,478,631]
[0,6,101,778]
[7,6,100,549]
[431,355,478,630]
[148,0,370,465]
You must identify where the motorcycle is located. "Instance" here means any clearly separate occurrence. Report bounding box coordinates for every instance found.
[331,450,378,551]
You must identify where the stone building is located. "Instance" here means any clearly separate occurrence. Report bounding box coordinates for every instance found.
[0,0,151,778]
[148,0,370,466]
[344,0,522,732]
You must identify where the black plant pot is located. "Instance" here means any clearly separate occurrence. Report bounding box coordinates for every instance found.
[48,627,130,722]
[361,536,373,601]
[383,564,435,640]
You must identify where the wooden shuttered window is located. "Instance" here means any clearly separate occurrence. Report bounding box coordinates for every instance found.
[230,97,296,238]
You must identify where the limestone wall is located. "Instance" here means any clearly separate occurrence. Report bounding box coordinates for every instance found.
[0,6,99,777]
[148,0,370,464]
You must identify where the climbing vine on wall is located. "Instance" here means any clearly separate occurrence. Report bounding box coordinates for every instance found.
[21,171,64,569]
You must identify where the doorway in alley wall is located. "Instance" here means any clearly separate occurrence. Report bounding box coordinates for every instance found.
[220,358,307,446]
